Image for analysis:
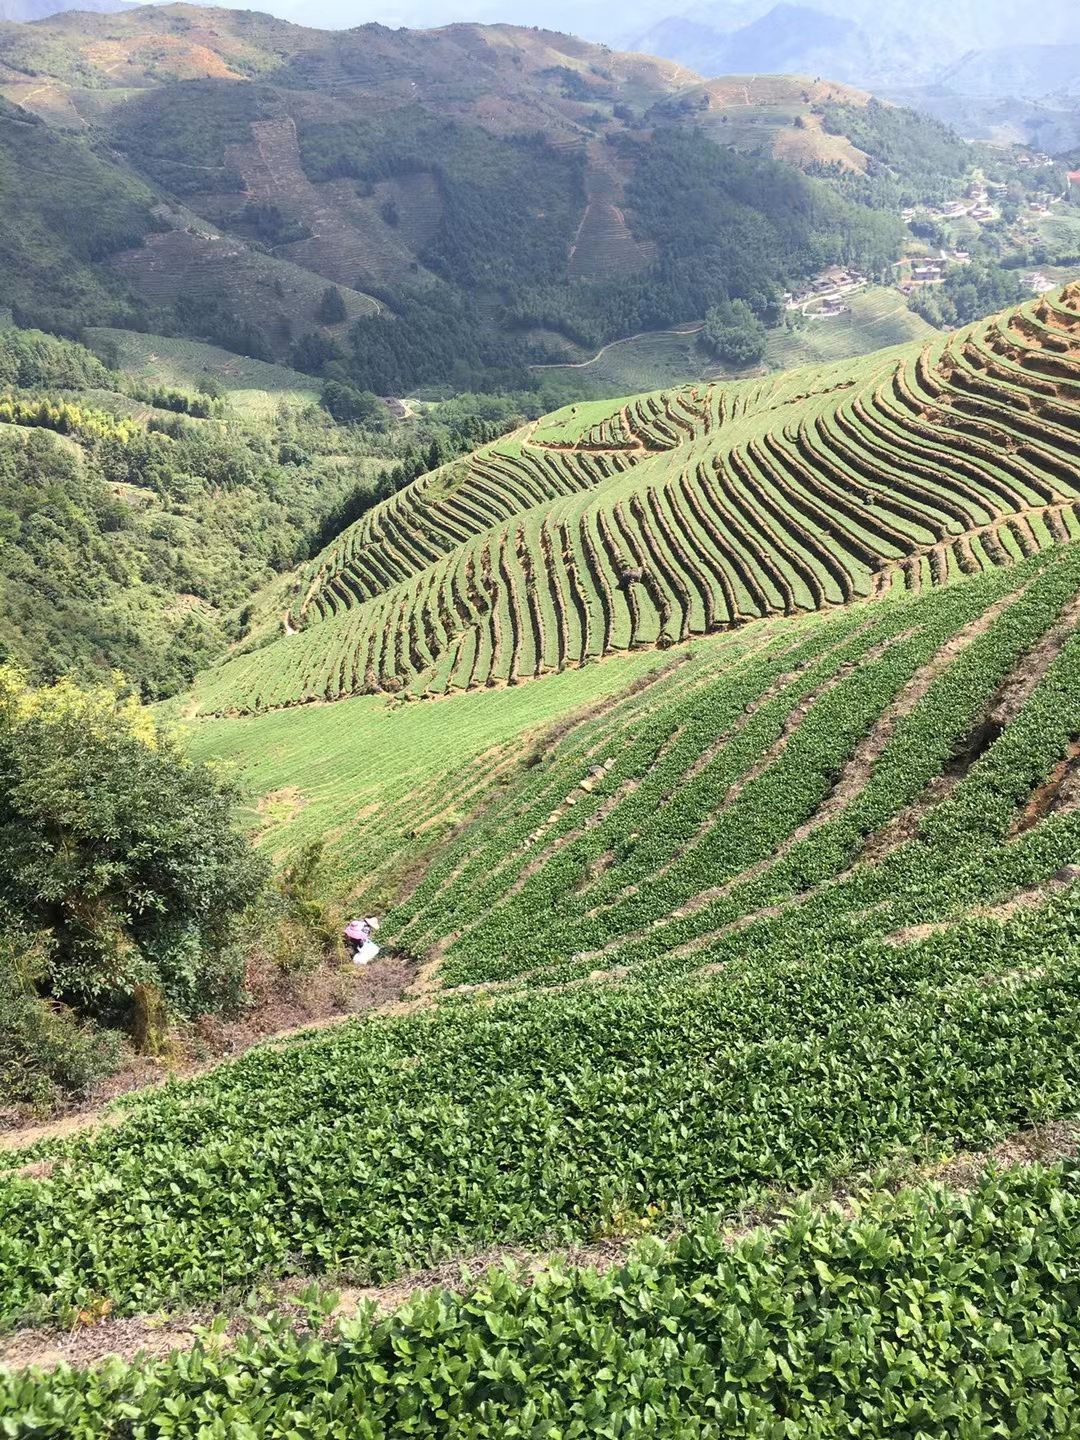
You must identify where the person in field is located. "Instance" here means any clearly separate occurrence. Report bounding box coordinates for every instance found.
[344,915,381,964]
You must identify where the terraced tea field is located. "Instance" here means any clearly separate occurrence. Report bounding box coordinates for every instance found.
[84,329,320,417]
[391,541,1080,989]
[188,286,1080,717]
[5,537,1080,1432]
[763,286,937,370]
[5,288,1080,1436]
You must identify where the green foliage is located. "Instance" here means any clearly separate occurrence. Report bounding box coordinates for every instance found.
[0,326,110,391]
[316,286,348,326]
[273,839,341,968]
[820,99,972,209]
[909,260,1027,328]
[7,1164,1080,1434]
[300,112,586,293]
[0,321,398,697]
[174,291,274,364]
[319,380,384,427]
[0,666,267,1023]
[345,284,529,393]
[703,298,768,367]
[324,123,903,392]
[108,80,281,195]
[2,877,1080,1322]
[0,932,119,1110]
[0,97,157,333]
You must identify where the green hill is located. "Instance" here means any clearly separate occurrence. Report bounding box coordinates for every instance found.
[0,4,1023,392]
[183,285,1080,717]
[6,495,1080,1433]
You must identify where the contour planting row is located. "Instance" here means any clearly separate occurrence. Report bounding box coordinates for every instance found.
[194,485,1080,716]
[291,441,637,626]
[8,1164,1080,1436]
[192,289,1080,713]
[389,543,1080,988]
[4,881,1080,1330]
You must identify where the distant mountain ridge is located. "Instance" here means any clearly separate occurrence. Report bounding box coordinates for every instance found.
[0,3,933,393]
[627,0,1080,148]
[0,0,130,18]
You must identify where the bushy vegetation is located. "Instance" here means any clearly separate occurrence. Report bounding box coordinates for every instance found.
[0,324,378,696]
[0,666,267,1023]
[909,260,1027,329]
[501,130,902,363]
[107,80,282,196]
[702,298,768,367]
[0,98,158,334]
[0,935,119,1112]
[0,666,267,1106]
[821,100,972,206]
[301,112,587,293]
[6,1163,1080,1435]
[0,413,358,699]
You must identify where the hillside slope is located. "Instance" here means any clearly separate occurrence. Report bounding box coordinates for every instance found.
[6,524,1080,1432]
[185,285,1080,715]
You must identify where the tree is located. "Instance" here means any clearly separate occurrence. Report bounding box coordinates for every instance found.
[702,299,768,368]
[320,380,385,427]
[316,286,347,325]
[0,667,267,1028]
[291,330,344,375]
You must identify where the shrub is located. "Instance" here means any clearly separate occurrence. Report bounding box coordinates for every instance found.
[0,931,119,1110]
[0,666,268,1028]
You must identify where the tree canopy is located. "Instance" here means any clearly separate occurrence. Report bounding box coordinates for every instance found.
[0,666,267,1024]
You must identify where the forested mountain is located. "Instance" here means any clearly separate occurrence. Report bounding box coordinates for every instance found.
[0,4,1002,394]
[0,319,530,696]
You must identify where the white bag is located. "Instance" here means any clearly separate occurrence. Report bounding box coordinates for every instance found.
[354,939,380,965]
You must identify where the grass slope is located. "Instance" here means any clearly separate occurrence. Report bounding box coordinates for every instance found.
[84,327,319,417]
[764,285,937,370]
[185,644,681,906]
[184,285,1080,716]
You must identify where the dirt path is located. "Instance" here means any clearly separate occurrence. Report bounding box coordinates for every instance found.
[528,324,705,372]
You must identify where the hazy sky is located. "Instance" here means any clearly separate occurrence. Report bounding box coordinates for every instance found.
[234,0,1079,52]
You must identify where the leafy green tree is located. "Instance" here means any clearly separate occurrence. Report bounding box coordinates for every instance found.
[910,261,1026,329]
[291,330,344,374]
[703,299,768,368]
[320,379,385,427]
[0,666,267,1026]
[316,285,348,325]
[0,930,118,1108]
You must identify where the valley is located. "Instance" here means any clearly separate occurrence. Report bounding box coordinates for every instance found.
[2,4,1076,403]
